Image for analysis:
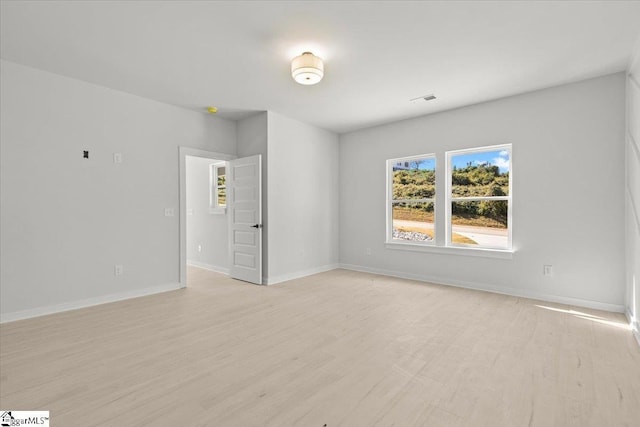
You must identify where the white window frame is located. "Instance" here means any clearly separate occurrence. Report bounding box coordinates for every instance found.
[386,153,436,246]
[209,162,227,214]
[445,144,512,250]
[385,144,514,259]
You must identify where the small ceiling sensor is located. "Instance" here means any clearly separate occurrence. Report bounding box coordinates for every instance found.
[207,106,218,114]
[410,94,437,102]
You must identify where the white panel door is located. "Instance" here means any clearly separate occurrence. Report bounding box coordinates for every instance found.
[228,155,262,284]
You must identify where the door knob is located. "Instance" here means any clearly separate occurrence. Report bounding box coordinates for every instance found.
[251,224,262,229]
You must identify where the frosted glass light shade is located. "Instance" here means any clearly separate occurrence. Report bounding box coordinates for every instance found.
[291,52,324,85]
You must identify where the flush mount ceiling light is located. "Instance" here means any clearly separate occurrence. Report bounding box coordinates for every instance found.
[291,52,324,85]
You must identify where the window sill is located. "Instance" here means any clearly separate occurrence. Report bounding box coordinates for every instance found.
[385,241,514,259]
[209,207,226,215]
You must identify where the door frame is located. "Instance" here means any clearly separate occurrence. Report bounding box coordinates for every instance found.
[178,147,236,287]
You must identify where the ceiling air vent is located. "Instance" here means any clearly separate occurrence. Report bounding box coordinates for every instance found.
[411,94,437,102]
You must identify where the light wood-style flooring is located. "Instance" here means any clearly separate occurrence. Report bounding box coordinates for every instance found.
[1,267,639,426]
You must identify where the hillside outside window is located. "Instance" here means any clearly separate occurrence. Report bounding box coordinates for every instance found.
[209,163,227,214]
[446,145,511,250]
[386,144,512,254]
[388,155,436,244]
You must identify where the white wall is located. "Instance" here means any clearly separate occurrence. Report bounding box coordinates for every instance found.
[236,111,340,283]
[186,156,229,272]
[236,112,269,279]
[0,60,236,321]
[340,73,626,311]
[626,40,640,341]
[267,112,339,283]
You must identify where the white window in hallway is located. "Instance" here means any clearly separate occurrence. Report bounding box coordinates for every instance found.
[446,145,512,250]
[209,163,226,213]
[387,155,436,244]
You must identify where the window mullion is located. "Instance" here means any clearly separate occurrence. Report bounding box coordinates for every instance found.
[392,198,435,203]
[438,151,448,247]
[450,196,510,202]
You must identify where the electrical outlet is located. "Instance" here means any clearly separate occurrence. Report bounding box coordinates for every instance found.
[543,265,553,276]
[113,152,122,164]
[114,264,124,276]
[164,208,174,217]
[197,244,202,253]
[365,247,372,255]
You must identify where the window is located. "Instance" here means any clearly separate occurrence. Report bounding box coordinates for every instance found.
[386,144,512,255]
[446,145,511,250]
[387,155,436,244]
[209,163,226,214]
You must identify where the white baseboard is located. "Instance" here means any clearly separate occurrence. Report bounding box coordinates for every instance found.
[0,282,182,324]
[187,260,230,275]
[264,263,340,285]
[339,263,626,313]
[627,309,640,348]
[625,308,635,325]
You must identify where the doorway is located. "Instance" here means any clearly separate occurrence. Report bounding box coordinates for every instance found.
[179,148,263,286]
[185,155,229,277]
[179,148,235,286]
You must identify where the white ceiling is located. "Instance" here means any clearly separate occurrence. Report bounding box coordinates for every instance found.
[2,1,639,133]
